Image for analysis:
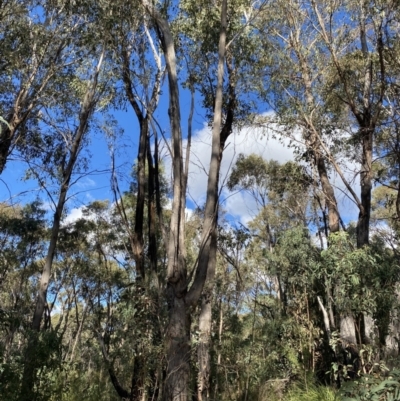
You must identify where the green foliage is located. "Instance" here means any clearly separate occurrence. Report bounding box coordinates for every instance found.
[339,369,400,401]
[283,382,338,401]
[1,1,400,400]
[320,232,378,316]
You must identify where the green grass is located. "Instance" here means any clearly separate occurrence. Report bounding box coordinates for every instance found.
[284,383,338,401]
[258,379,338,401]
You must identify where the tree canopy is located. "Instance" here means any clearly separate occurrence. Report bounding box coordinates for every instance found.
[1,1,400,401]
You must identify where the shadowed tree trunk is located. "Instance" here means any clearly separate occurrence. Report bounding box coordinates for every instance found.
[143,0,232,399]
[197,225,217,401]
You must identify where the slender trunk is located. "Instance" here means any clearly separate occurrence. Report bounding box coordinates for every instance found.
[143,0,185,291]
[357,2,374,248]
[316,154,340,233]
[144,1,231,399]
[326,280,335,329]
[122,48,148,280]
[147,133,158,282]
[197,225,217,401]
[292,24,341,235]
[185,0,230,306]
[357,128,373,248]
[214,296,224,400]
[317,296,331,340]
[142,3,187,399]
[19,50,104,401]
[133,119,148,280]
[244,283,259,401]
[69,302,89,362]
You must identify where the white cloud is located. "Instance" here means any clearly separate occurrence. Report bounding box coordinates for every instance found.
[63,207,84,224]
[76,177,96,188]
[162,116,362,227]
[184,122,298,223]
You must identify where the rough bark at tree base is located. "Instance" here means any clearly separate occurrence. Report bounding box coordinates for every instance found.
[163,295,191,401]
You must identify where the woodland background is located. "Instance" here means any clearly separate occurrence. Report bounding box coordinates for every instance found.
[1,0,400,400]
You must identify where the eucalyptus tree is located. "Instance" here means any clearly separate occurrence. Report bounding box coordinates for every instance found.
[0,202,47,400]
[254,0,397,345]
[175,1,265,398]
[59,201,155,401]
[256,0,396,248]
[218,156,325,396]
[141,0,252,399]
[308,0,392,249]
[228,155,313,312]
[306,0,396,346]
[371,1,400,227]
[0,0,92,175]
[18,1,111,396]
[103,0,166,285]
[254,0,358,334]
[256,0,343,235]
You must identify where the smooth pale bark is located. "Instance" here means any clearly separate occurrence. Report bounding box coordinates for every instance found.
[144,0,231,399]
[142,2,189,399]
[317,296,331,340]
[311,0,385,250]
[19,50,104,401]
[144,5,185,287]
[185,0,230,307]
[289,20,341,235]
[195,3,238,399]
[311,0,387,345]
[340,315,357,345]
[285,10,344,344]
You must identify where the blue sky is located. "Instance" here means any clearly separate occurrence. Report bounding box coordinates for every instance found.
[0,83,207,214]
[0,78,361,231]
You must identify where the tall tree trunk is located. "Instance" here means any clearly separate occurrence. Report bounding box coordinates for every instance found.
[357,128,373,248]
[142,2,188,398]
[355,3,373,249]
[147,135,159,283]
[315,154,340,233]
[289,17,341,235]
[197,225,217,401]
[19,50,104,401]
[144,1,231,399]
[163,298,192,401]
[293,17,346,344]
[133,119,148,280]
[122,47,148,280]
